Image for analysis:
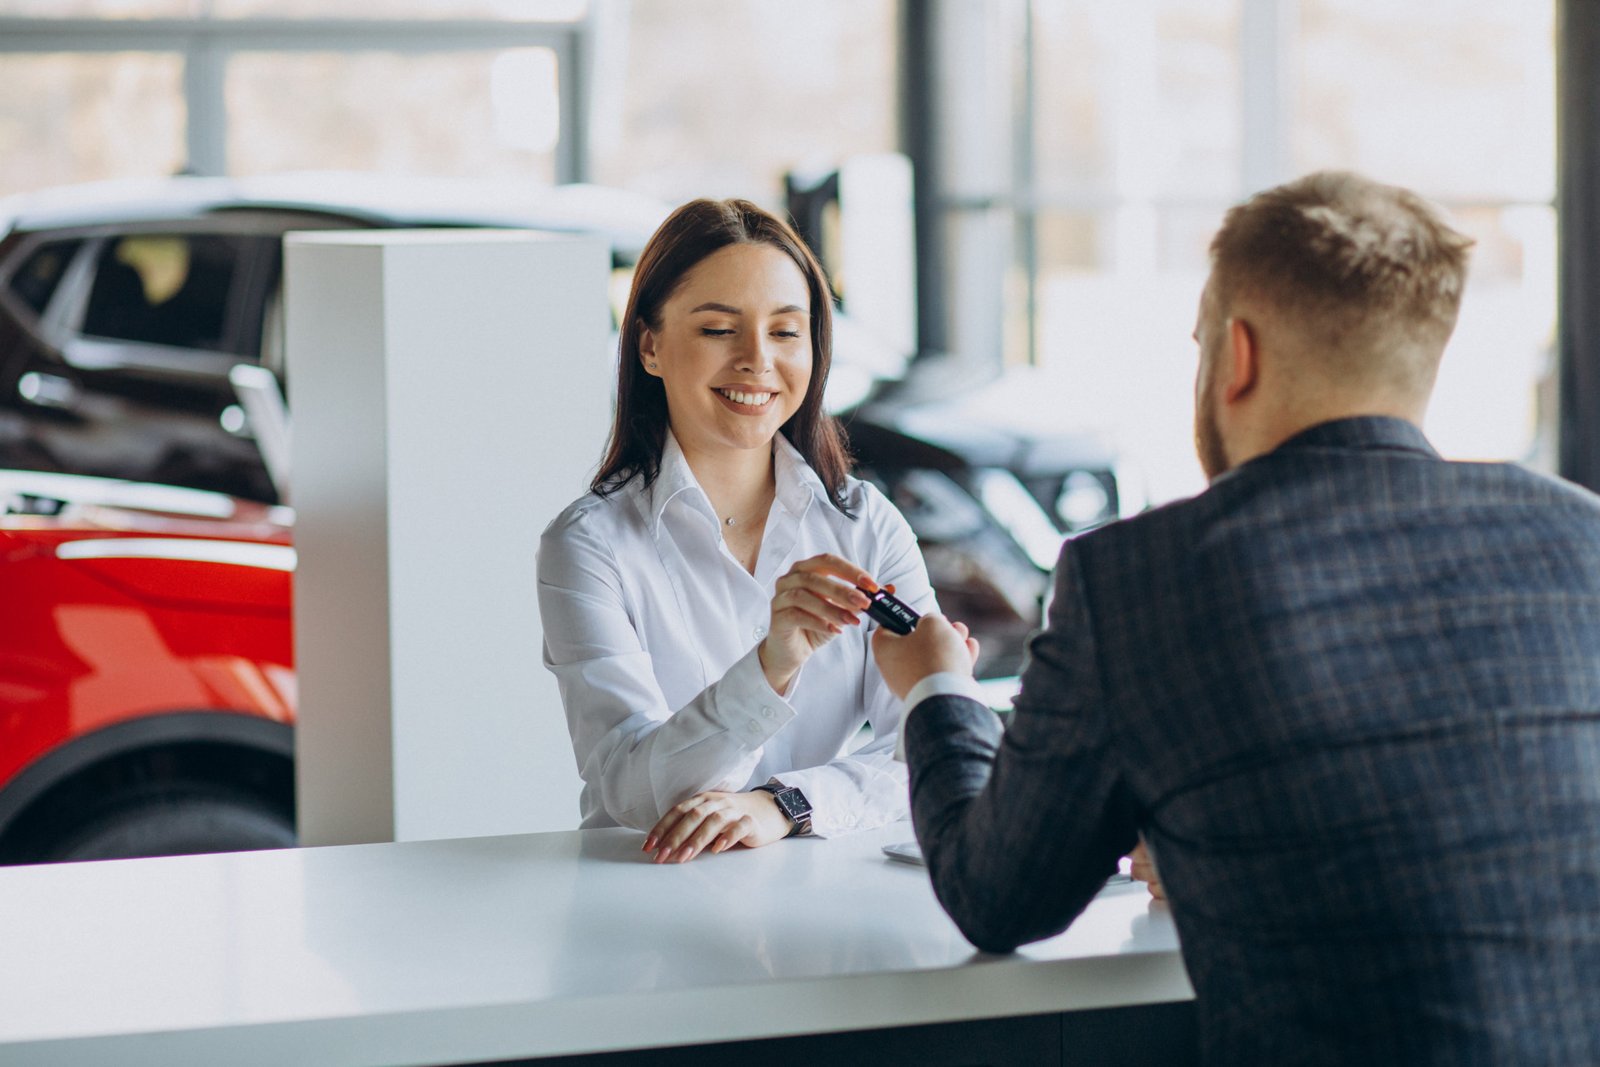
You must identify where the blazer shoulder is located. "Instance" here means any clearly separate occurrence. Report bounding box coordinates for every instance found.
[1070,488,1211,559]
[1482,461,1600,511]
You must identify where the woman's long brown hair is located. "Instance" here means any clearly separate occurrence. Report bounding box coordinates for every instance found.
[591,198,855,516]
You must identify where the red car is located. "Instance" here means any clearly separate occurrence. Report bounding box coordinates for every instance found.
[0,470,295,863]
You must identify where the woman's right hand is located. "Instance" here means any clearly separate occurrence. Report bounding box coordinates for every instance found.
[758,553,874,694]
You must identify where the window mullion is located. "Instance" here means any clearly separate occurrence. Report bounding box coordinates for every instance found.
[1240,0,1296,196]
[183,31,227,177]
[1016,0,1039,367]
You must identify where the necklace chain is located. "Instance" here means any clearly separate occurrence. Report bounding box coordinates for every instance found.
[723,483,777,531]
[722,487,775,528]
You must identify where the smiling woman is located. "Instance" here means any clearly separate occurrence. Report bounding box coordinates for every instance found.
[638,244,814,479]
[536,199,948,863]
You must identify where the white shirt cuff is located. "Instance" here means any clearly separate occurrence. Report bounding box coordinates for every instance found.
[715,644,799,749]
[894,672,989,761]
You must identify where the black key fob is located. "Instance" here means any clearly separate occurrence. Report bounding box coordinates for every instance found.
[861,585,920,635]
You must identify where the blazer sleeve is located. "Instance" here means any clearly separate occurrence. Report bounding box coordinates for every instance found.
[904,539,1140,954]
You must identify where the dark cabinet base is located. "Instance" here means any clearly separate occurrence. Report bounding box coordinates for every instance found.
[463,1000,1197,1067]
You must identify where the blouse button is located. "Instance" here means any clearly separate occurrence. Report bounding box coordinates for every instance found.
[753,624,767,639]
[761,706,775,719]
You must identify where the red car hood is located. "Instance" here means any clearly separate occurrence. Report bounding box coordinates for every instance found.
[2,472,293,613]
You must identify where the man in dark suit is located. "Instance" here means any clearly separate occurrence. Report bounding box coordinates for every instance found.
[873,171,1600,1063]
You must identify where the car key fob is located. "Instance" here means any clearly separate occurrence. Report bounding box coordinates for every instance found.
[859,583,920,635]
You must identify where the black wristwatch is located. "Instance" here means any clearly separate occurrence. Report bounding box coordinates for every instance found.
[754,778,813,837]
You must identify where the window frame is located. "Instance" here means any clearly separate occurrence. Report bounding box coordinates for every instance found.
[50,221,277,383]
[0,14,588,183]
[0,233,93,334]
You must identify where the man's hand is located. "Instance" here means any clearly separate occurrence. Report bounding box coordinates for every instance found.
[642,789,793,863]
[1130,839,1166,901]
[870,613,980,700]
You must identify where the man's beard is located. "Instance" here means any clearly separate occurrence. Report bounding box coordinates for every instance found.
[1194,384,1229,482]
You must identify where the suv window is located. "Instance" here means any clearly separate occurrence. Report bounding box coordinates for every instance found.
[81,234,250,354]
[8,239,83,316]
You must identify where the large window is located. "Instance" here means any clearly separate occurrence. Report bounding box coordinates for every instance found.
[226,48,561,181]
[1028,1,1245,503]
[588,0,900,209]
[213,0,586,17]
[1290,0,1556,467]
[936,0,1557,504]
[0,51,186,195]
[0,3,585,196]
[0,1,899,213]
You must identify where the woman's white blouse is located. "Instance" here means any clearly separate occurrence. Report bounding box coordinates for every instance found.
[536,432,934,836]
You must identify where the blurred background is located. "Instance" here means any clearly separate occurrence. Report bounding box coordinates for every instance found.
[0,0,1555,498]
[0,0,1566,860]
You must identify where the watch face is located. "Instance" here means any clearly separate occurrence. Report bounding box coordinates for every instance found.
[774,789,809,821]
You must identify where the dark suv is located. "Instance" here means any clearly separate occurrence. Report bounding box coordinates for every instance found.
[0,175,671,502]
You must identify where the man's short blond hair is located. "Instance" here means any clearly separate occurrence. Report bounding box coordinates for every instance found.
[1209,171,1474,394]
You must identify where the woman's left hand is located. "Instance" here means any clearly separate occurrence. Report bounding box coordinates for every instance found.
[643,789,794,863]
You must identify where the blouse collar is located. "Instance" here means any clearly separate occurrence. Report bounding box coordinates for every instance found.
[642,430,826,536]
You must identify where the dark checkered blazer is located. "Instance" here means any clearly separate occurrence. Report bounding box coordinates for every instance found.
[906,416,1600,1064]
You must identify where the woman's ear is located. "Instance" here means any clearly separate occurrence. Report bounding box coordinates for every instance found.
[639,322,661,376]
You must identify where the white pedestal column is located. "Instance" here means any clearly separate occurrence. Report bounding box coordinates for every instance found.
[285,230,611,846]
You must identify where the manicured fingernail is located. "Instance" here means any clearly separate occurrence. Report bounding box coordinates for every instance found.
[858,577,878,593]
[643,836,655,851]
[884,583,896,594]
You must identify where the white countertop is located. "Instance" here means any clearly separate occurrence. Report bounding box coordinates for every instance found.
[0,822,1191,1066]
